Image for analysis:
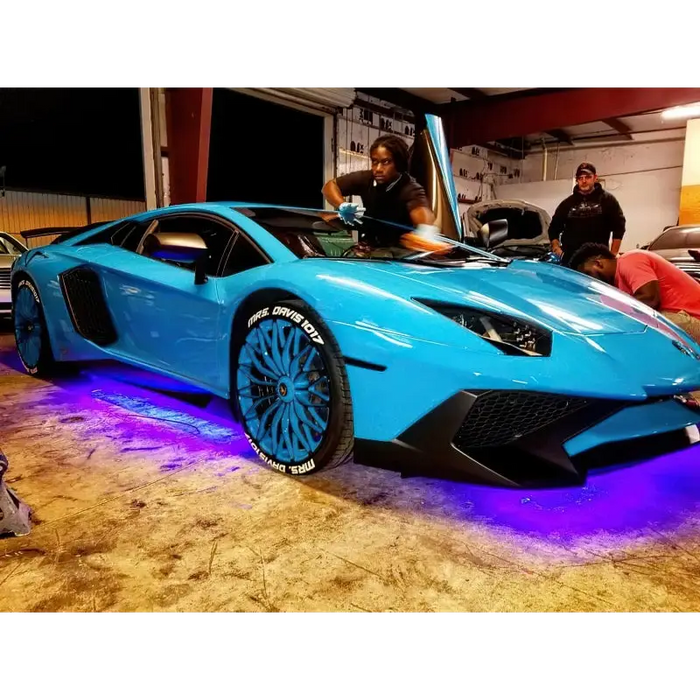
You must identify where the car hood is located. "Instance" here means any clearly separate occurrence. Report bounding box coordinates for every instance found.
[310,258,673,337]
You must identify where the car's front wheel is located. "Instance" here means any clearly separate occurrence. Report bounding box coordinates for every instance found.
[233,299,354,476]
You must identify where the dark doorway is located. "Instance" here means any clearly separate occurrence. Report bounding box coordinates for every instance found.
[0,88,144,199]
[207,89,324,208]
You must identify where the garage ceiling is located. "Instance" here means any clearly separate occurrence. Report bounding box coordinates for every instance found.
[359,88,699,153]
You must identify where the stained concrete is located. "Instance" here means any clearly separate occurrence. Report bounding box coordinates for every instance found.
[2,324,700,612]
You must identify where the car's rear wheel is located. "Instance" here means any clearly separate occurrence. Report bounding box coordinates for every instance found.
[12,277,56,377]
[233,299,354,476]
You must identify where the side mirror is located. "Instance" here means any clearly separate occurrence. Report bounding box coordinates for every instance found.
[478,219,509,249]
[143,232,209,284]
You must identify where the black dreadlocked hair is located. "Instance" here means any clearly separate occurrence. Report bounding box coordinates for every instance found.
[567,242,615,271]
[370,134,410,173]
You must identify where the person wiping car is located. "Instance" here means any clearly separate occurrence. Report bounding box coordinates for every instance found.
[322,134,447,253]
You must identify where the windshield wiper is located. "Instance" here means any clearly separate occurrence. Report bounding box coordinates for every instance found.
[396,256,511,268]
[401,234,507,263]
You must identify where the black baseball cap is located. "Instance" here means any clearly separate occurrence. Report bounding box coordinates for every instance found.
[576,162,596,177]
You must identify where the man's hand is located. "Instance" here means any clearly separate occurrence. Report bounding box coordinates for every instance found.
[551,239,563,256]
[337,202,366,226]
[401,224,451,254]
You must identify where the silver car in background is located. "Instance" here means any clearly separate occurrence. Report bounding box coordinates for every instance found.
[0,231,27,318]
[642,224,700,282]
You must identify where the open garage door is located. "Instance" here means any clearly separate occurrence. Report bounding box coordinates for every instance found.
[232,88,355,115]
[207,89,328,209]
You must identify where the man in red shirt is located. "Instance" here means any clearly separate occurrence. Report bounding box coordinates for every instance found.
[569,242,700,342]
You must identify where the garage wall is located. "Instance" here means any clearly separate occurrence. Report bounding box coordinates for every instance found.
[0,189,146,244]
[451,146,524,217]
[519,136,685,184]
[492,137,685,250]
[336,93,416,181]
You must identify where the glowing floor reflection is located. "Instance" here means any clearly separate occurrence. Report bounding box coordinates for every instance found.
[424,444,700,542]
[59,363,700,544]
[70,364,254,458]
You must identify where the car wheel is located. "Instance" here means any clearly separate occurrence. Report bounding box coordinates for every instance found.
[12,277,56,377]
[233,299,354,475]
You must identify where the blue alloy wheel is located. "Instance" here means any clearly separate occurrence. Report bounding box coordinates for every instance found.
[235,300,354,475]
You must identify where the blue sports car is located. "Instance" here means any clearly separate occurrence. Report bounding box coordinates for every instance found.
[10,117,700,487]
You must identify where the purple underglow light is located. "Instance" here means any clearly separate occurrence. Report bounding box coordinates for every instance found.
[419,444,700,545]
[64,364,255,459]
[48,362,700,548]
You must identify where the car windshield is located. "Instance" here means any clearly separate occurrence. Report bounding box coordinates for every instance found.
[233,206,505,265]
[0,234,26,255]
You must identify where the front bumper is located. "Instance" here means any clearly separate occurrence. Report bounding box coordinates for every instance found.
[353,389,700,487]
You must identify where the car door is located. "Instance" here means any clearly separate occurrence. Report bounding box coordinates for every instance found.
[83,213,236,391]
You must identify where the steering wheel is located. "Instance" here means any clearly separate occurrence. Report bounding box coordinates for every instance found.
[341,243,400,259]
[341,243,367,258]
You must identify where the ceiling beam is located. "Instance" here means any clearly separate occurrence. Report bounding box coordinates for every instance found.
[449,88,487,100]
[451,89,573,144]
[546,128,574,145]
[356,88,441,117]
[602,117,634,140]
[444,88,700,148]
[449,88,573,105]
[451,89,571,146]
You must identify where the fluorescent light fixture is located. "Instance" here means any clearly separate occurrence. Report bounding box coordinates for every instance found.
[661,103,700,120]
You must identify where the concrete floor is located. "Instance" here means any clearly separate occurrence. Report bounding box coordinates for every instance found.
[2,325,700,612]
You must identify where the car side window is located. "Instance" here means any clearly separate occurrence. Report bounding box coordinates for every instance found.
[74,220,138,247]
[141,216,235,277]
[117,221,154,252]
[221,233,268,277]
[0,235,23,255]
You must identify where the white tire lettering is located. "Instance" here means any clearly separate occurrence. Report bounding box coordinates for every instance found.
[247,307,270,327]
[244,302,329,472]
[18,278,40,305]
[253,305,325,345]
[16,279,42,371]
[246,434,316,475]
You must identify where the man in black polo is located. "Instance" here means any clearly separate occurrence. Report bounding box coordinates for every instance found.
[322,134,437,249]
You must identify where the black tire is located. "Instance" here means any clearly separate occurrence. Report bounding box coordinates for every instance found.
[232,299,354,476]
[12,276,58,377]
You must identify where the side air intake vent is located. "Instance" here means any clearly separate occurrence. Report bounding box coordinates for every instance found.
[59,267,117,346]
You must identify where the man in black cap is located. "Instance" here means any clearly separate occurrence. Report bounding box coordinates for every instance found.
[548,162,627,266]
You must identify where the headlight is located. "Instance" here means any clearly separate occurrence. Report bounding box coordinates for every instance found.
[417,300,552,357]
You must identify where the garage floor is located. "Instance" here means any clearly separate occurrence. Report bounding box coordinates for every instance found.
[2,326,700,612]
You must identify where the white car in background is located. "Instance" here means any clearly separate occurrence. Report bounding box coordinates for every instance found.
[463,198,553,258]
[0,232,27,318]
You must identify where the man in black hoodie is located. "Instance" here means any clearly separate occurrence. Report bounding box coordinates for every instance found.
[548,162,626,267]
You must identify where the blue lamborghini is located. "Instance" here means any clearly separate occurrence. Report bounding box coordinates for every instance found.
[9,117,700,487]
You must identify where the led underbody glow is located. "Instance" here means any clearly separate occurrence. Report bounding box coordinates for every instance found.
[47,362,700,548]
[420,442,700,545]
